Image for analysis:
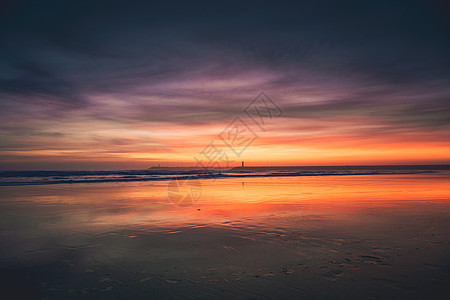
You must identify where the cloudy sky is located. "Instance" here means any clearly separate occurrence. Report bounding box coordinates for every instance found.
[0,0,449,170]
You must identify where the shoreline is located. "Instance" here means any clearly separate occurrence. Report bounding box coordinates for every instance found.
[1,169,446,187]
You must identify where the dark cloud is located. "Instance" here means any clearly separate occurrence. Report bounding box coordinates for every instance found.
[1,0,448,98]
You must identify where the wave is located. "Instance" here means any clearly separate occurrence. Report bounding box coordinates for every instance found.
[0,166,447,186]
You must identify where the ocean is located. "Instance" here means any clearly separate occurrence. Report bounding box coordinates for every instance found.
[0,165,448,186]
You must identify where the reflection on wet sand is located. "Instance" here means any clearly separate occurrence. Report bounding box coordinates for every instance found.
[0,174,449,299]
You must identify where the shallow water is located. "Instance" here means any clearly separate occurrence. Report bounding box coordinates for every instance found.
[0,174,449,299]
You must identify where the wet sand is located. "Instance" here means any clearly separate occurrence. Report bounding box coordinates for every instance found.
[0,174,449,299]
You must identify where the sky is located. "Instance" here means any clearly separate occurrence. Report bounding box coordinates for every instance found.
[0,0,450,170]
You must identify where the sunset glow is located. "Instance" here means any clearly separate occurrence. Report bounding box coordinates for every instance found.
[1,1,449,170]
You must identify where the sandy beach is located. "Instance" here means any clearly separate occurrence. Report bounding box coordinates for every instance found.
[0,173,449,299]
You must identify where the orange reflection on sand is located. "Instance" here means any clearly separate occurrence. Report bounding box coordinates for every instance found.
[8,173,448,232]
